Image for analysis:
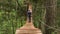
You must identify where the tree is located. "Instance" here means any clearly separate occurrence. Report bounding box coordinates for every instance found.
[44,0,57,34]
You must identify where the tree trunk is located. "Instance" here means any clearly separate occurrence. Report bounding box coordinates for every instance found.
[44,0,57,34]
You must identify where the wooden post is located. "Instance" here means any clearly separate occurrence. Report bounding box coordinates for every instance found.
[15,3,43,34]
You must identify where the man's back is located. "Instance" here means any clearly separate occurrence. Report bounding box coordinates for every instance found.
[27,10,31,22]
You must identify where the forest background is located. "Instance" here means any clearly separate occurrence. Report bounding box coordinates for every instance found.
[0,0,60,34]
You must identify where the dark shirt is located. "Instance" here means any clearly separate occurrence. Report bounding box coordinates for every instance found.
[27,10,31,17]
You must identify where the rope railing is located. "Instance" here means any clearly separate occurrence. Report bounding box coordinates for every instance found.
[39,20,60,32]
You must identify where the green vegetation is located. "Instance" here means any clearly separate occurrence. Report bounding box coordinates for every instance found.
[0,0,60,34]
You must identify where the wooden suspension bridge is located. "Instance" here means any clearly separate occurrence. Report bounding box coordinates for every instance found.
[15,3,42,34]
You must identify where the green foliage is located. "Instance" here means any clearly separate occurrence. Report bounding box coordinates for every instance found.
[0,9,26,34]
[0,0,60,34]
